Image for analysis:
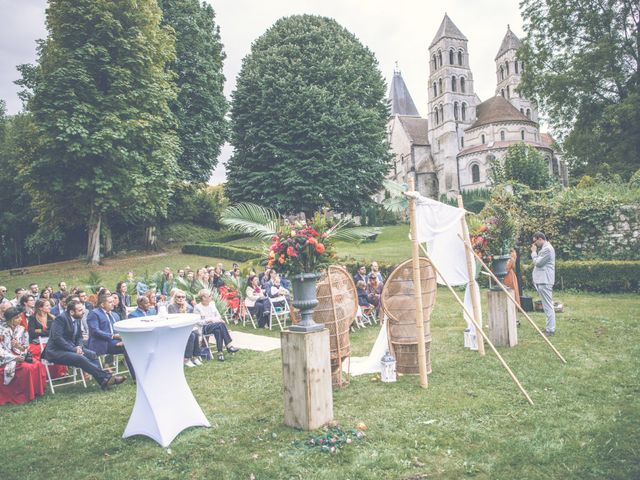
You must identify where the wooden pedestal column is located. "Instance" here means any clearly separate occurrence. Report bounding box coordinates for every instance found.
[281,329,333,430]
[487,289,518,347]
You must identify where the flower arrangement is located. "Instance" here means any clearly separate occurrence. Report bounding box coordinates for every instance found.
[267,212,338,277]
[470,204,516,264]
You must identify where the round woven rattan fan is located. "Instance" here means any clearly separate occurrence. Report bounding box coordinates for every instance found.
[381,257,437,374]
[313,265,357,388]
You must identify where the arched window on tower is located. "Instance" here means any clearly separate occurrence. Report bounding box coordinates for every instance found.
[458,50,463,65]
[438,50,442,67]
[432,54,437,71]
[521,130,525,140]
[460,77,466,93]
[438,78,443,94]
[500,130,505,141]
[506,85,510,98]
[500,65,504,81]
[434,107,439,125]
[461,137,465,148]
[526,108,531,119]
[520,108,524,115]
[515,59,519,74]
[461,103,467,121]
[449,49,454,65]
[521,61,525,72]
[433,82,437,97]
[439,105,444,123]
[451,76,457,92]
[454,102,459,121]
[506,61,510,75]
[471,164,480,183]
[481,134,486,144]
[501,88,505,97]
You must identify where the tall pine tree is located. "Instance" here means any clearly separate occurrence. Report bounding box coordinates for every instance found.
[226,15,391,215]
[159,0,228,183]
[19,0,180,263]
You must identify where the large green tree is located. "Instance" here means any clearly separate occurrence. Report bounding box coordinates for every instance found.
[490,143,554,190]
[518,0,640,180]
[159,0,228,182]
[226,15,391,215]
[18,0,180,263]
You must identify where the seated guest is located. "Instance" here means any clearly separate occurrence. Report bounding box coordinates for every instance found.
[53,281,67,302]
[18,294,36,329]
[0,286,10,305]
[366,275,383,313]
[43,300,126,390]
[0,302,10,321]
[50,291,68,318]
[40,287,56,306]
[368,261,384,284]
[10,288,26,307]
[168,289,201,367]
[29,283,40,300]
[27,299,67,378]
[77,290,94,312]
[87,294,136,382]
[0,307,47,405]
[128,296,152,318]
[356,280,371,308]
[353,265,367,285]
[245,275,270,328]
[194,289,238,362]
[114,282,130,320]
[211,264,225,289]
[144,291,158,315]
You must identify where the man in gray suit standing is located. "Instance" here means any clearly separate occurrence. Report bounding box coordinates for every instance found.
[531,232,556,335]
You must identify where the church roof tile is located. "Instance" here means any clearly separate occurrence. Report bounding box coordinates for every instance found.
[398,116,430,145]
[388,70,420,117]
[467,95,536,130]
[430,14,467,48]
[495,26,522,60]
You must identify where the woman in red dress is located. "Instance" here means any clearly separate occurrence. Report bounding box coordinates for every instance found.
[0,307,47,405]
[27,299,68,378]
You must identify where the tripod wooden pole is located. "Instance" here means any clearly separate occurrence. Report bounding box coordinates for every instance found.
[406,177,429,389]
[457,195,485,355]
[457,234,567,364]
[419,244,534,405]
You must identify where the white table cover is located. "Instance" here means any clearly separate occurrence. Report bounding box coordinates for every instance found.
[114,313,210,447]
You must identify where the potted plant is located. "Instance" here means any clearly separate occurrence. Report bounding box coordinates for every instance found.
[470,204,516,285]
[221,203,379,332]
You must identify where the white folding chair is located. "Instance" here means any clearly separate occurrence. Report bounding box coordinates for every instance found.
[268,296,291,331]
[39,337,87,394]
[97,352,129,375]
[240,300,257,329]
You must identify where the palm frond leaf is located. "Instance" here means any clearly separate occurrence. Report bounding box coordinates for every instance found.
[221,203,280,240]
[382,196,408,214]
[328,225,382,243]
[383,179,407,195]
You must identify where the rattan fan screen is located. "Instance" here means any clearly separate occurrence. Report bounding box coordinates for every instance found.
[313,265,357,387]
[381,257,437,374]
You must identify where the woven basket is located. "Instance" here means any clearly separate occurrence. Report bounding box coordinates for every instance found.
[381,257,437,374]
[313,265,357,388]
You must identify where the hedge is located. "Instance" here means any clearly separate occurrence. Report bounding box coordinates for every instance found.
[182,243,261,262]
[521,260,640,293]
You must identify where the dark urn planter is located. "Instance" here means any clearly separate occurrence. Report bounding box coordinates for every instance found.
[289,272,325,333]
[490,254,511,288]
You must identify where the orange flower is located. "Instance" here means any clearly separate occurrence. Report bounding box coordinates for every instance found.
[307,237,318,245]
[315,243,325,254]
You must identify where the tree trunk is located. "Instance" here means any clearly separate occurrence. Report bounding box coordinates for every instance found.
[87,209,101,265]
[144,225,157,250]
[103,221,113,257]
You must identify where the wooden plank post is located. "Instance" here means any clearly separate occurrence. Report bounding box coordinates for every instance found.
[407,177,429,389]
[457,195,485,356]
[487,289,518,347]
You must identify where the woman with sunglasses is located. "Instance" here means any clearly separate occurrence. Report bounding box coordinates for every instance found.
[168,289,201,368]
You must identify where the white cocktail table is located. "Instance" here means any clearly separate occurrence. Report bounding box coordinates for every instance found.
[114,313,210,447]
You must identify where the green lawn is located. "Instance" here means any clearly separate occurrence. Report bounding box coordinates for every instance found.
[1,227,639,479]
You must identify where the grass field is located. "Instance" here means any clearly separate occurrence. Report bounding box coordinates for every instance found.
[1,227,639,479]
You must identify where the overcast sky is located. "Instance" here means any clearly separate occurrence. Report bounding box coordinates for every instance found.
[0,0,525,183]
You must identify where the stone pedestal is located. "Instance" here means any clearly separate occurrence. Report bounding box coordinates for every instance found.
[487,289,518,347]
[281,329,333,430]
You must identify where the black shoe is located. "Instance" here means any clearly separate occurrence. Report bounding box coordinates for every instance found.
[217,353,225,362]
[227,346,239,354]
[544,330,555,336]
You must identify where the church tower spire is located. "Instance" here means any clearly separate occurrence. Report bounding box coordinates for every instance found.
[495,25,538,122]
[388,67,420,117]
[427,14,477,195]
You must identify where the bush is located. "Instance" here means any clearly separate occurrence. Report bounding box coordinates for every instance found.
[521,260,640,293]
[182,243,261,262]
[160,223,247,244]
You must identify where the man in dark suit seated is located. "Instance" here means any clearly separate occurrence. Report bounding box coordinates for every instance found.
[43,300,126,390]
[87,294,136,381]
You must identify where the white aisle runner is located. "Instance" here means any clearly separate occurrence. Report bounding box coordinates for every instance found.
[344,324,388,376]
[221,330,281,352]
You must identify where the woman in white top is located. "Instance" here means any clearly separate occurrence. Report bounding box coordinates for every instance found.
[194,290,238,362]
[245,275,270,328]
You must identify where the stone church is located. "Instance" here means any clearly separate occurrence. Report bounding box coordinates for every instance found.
[387,14,568,198]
